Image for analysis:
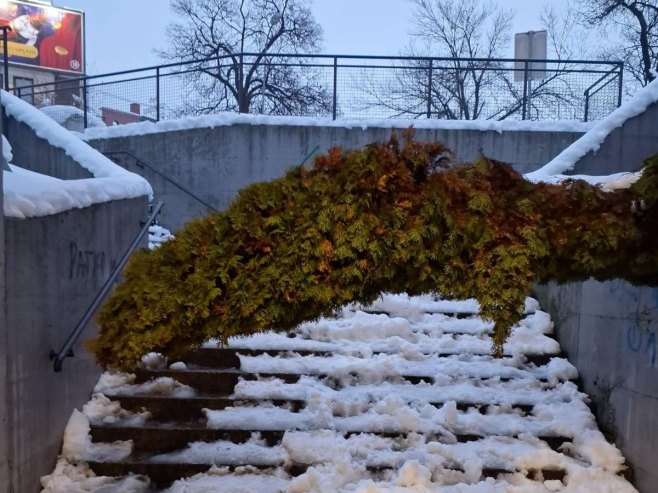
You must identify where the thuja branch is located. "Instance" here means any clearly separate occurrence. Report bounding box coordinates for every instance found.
[92,133,658,369]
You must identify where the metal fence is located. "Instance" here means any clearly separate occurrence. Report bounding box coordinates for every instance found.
[14,53,623,129]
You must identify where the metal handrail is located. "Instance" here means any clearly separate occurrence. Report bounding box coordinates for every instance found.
[104,151,217,212]
[49,201,164,372]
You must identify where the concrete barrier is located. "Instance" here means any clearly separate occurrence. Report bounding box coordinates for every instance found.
[89,124,583,231]
[534,281,658,493]
[0,121,8,493]
[2,197,148,493]
[532,84,658,493]
[6,115,93,180]
[571,101,658,175]
[1,97,151,492]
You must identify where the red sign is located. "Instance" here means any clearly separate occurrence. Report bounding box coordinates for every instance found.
[0,1,84,74]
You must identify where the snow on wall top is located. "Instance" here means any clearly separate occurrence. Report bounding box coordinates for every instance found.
[39,105,105,128]
[82,111,592,141]
[2,91,153,219]
[526,77,658,182]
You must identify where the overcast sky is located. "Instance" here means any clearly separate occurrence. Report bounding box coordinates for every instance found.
[56,0,567,75]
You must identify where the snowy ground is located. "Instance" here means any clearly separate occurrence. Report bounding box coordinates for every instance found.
[40,294,638,493]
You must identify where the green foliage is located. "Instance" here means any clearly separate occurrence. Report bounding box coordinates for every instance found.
[92,132,658,368]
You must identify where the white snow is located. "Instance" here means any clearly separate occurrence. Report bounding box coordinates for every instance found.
[526,77,658,182]
[4,164,145,218]
[39,105,106,129]
[2,90,152,218]
[82,112,592,141]
[61,409,133,463]
[148,224,175,250]
[42,295,637,493]
[531,170,644,190]
[93,371,196,398]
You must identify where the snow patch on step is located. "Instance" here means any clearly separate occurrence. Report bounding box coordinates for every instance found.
[62,410,132,462]
[94,372,196,397]
[40,459,149,493]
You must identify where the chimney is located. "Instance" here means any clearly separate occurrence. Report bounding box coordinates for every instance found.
[130,103,141,115]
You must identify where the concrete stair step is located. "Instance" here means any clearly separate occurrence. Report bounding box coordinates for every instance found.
[87,460,308,488]
[108,393,535,422]
[90,424,286,453]
[108,394,305,420]
[86,458,565,489]
[133,368,242,393]
[180,347,333,368]
[90,422,572,455]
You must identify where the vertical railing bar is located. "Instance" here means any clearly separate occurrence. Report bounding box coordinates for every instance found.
[332,56,338,120]
[617,62,624,108]
[156,67,161,121]
[522,61,529,120]
[427,59,433,119]
[82,77,88,129]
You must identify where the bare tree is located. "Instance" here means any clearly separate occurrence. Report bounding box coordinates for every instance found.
[159,0,331,115]
[407,0,512,119]
[359,0,617,121]
[576,0,658,87]
[355,0,512,120]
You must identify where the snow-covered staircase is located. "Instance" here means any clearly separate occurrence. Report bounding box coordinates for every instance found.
[43,296,638,492]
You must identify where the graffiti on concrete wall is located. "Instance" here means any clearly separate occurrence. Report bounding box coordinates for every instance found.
[69,241,117,280]
[627,325,657,368]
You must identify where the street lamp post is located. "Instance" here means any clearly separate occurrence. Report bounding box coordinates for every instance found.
[0,25,12,91]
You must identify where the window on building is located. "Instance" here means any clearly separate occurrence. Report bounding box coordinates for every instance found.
[14,77,34,104]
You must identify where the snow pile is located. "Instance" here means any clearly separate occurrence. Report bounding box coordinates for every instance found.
[60,410,132,463]
[148,224,175,250]
[83,112,591,141]
[526,77,658,182]
[2,91,152,218]
[93,371,196,398]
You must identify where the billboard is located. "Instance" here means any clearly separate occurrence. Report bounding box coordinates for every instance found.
[0,0,84,74]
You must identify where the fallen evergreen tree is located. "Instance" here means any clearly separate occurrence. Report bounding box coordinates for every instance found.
[92,132,658,369]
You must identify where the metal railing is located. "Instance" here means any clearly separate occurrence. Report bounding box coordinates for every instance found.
[49,201,163,372]
[14,53,623,127]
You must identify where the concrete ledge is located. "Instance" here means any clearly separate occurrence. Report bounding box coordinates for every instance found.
[90,124,583,231]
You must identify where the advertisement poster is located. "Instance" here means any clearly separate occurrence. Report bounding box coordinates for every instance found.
[0,0,84,74]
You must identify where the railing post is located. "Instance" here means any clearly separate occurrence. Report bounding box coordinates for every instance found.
[156,67,161,121]
[617,62,624,107]
[522,60,529,120]
[332,56,338,120]
[583,89,590,122]
[426,59,433,119]
[82,77,88,129]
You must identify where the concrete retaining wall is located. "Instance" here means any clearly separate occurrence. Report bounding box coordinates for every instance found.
[0,118,8,493]
[571,101,658,175]
[6,115,93,180]
[535,88,658,493]
[2,197,148,493]
[534,281,658,493]
[89,125,583,231]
